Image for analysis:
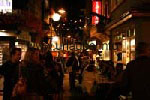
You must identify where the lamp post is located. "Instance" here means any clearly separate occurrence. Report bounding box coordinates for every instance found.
[49,13,60,51]
[49,8,66,51]
[58,9,66,51]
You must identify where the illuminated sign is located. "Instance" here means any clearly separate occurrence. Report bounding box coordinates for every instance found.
[92,0,102,25]
[0,0,12,13]
[89,40,96,45]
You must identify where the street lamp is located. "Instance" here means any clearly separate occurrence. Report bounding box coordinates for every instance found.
[52,13,61,21]
[49,9,66,51]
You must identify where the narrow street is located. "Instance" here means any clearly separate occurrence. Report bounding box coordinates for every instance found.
[63,73,91,100]
[63,73,71,99]
[62,72,114,100]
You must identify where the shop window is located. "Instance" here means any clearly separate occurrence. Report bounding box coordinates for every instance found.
[130,39,135,51]
[0,42,9,65]
[113,28,135,67]
[15,44,27,60]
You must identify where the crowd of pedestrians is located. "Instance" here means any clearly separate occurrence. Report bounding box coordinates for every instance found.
[0,48,64,100]
[0,42,150,100]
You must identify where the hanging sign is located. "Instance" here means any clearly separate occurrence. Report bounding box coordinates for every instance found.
[92,0,102,25]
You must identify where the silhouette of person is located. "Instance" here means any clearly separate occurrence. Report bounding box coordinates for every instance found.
[66,52,78,90]
[0,48,21,100]
[119,42,150,100]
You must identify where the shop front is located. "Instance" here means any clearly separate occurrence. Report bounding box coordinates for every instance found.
[111,22,135,68]
[106,11,150,68]
[0,31,16,65]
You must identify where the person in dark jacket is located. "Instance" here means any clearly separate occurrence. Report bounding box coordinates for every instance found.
[23,48,46,99]
[107,42,150,100]
[0,48,21,100]
[66,52,78,90]
[119,42,150,100]
[44,51,57,100]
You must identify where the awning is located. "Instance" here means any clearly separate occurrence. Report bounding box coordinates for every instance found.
[105,10,150,35]
[91,32,109,42]
[90,25,109,42]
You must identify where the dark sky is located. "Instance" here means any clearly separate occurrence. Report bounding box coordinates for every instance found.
[51,0,86,19]
[64,0,86,19]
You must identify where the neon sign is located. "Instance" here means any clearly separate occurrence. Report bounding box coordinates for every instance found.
[92,0,102,25]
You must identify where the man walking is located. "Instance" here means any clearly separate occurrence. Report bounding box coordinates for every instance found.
[66,52,78,91]
[0,48,21,100]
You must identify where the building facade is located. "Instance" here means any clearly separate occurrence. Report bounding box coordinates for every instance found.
[0,0,44,65]
[105,0,150,67]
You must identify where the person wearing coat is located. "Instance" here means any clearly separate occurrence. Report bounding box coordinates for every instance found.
[0,48,21,100]
[66,52,78,91]
[23,48,47,100]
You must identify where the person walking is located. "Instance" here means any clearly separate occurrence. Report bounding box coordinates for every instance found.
[0,48,21,100]
[66,52,78,91]
[23,48,46,100]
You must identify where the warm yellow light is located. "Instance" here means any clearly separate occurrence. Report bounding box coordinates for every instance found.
[131,39,135,46]
[52,36,59,42]
[58,8,66,14]
[0,32,15,36]
[15,42,18,46]
[52,13,61,21]
[67,35,71,38]
[96,5,99,9]
[84,24,87,28]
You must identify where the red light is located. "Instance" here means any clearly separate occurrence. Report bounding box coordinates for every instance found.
[92,1,102,25]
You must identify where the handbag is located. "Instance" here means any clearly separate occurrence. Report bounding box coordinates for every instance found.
[12,63,27,97]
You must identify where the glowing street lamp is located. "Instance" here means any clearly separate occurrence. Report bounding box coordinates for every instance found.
[52,13,61,21]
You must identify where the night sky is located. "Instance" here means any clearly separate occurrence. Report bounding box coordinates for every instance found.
[51,0,86,20]
[64,0,86,19]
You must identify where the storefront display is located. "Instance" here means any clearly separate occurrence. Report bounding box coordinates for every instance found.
[15,43,27,60]
[0,41,9,66]
[113,28,135,67]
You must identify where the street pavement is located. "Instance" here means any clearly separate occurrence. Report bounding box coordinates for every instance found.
[0,72,115,100]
